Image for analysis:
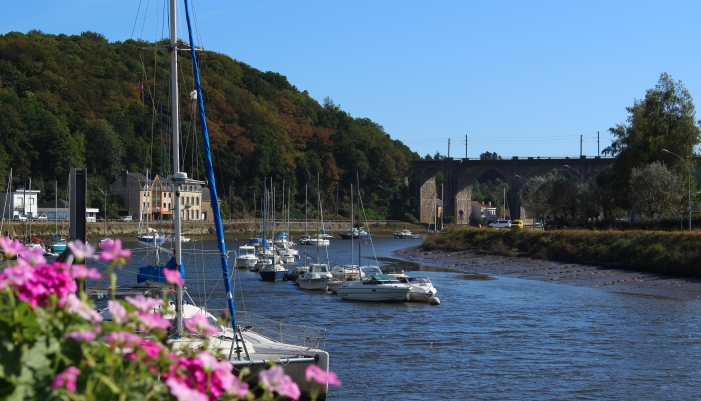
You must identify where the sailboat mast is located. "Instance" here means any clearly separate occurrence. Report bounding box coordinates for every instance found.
[169,0,184,337]
[183,0,238,336]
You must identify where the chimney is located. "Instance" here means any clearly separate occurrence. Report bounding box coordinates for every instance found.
[488,201,492,207]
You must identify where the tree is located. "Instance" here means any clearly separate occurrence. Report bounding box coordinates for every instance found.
[480,151,502,160]
[519,176,552,222]
[602,73,701,209]
[628,161,684,219]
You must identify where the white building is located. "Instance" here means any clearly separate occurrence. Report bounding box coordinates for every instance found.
[471,201,498,224]
[1,189,40,218]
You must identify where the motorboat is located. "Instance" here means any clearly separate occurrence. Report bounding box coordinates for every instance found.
[235,245,257,269]
[393,229,421,239]
[330,264,360,280]
[259,260,288,282]
[336,273,411,302]
[338,227,373,240]
[398,276,438,302]
[297,263,333,291]
[287,265,309,282]
[137,227,166,244]
[305,234,329,246]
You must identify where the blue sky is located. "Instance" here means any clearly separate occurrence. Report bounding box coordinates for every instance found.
[2,0,700,159]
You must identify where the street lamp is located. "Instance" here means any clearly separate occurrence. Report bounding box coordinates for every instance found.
[563,165,586,227]
[98,188,107,236]
[663,149,692,231]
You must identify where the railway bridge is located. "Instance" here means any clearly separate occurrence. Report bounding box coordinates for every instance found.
[413,156,615,224]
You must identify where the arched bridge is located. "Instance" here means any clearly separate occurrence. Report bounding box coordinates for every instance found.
[413,156,615,223]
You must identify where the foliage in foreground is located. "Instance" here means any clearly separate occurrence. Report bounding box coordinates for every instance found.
[0,238,340,400]
[424,226,701,277]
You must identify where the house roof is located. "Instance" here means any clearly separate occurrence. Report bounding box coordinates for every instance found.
[472,201,496,209]
[38,199,70,209]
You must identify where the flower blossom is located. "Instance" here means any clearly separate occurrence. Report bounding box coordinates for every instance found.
[184,312,217,335]
[99,238,131,264]
[105,331,143,348]
[68,240,95,262]
[16,246,46,267]
[125,294,162,312]
[107,300,128,324]
[64,327,101,342]
[0,236,27,258]
[165,377,209,401]
[259,365,300,400]
[306,364,341,386]
[65,293,103,323]
[137,311,171,331]
[70,264,101,280]
[52,366,80,392]
[162,267,184,286]
[1,263,76,307]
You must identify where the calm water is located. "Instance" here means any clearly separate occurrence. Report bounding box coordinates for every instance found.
[103,236,701,400]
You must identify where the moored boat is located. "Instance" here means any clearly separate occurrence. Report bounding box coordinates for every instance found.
[393,228,421,239]
[297,263,333,291]
[235,245,257,269]
[338,227,373,240]
[398,276,438,302]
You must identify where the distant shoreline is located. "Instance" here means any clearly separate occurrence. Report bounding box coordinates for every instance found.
[393,245,701,300]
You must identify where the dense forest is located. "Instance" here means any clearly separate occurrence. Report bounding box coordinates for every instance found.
[0,30,421,220]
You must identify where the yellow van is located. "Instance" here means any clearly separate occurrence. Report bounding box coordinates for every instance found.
[511,219,524,229]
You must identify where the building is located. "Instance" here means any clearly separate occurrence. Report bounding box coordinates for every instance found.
[1,189,40,218]
[471,201,498,224]
[37,199,70,220]
[111,170,204,221]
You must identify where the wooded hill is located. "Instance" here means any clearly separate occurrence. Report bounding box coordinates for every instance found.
[0,30,419,220]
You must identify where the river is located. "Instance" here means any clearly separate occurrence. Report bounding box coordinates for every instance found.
[104,236,701,400]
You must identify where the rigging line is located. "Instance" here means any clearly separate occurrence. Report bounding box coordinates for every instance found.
[130,0,143,40]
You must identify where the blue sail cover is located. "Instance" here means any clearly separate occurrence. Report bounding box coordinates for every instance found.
[136,257,185,284]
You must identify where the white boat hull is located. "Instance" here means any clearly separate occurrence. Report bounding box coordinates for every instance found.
[337,285,410,302]
[235,256,257,268]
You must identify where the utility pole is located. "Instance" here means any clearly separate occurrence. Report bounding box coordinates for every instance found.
[465,134,468,159]
[580,134,583,158]
[597,131,600,157]
[448,138,451,158]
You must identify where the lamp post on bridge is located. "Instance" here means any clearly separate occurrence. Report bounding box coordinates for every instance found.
[663,149,691,232]
[514,174,529,228]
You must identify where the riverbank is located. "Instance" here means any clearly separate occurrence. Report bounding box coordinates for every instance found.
[394,245,701,299]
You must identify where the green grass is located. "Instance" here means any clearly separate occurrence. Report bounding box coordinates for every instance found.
[423,227,701,278]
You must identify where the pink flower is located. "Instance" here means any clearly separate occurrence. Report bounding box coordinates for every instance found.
[306,364,341,386]
[125,294,162,311]
[140,340,165,359]
[165,377,209,401]
[184,312,217,335]
[0,236,27,258]
[52,366,80,392]
[70,264,101,280]
[99,238,131,264]
[64,327,101,342]
[222,375,249,398]
[17,247,46,267]
[259,366,300,400]
[0,265,35,289]
[137,311,171,331]
[105,331,143,347]
[195,351,230,372]
[65,293,103,323]
[1,263,76,307]
[107,300,128,324]
[68,240,95,261]
[162,268,184,285]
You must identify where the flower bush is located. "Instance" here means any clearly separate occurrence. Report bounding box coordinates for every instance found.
[0,238,340,400]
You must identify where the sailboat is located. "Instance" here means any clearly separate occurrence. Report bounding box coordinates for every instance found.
[112,1,330,398]
[337,182,410,302]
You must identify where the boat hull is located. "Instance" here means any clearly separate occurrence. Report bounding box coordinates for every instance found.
[337,286,410,302]
[235,257,257,269]
[298,278,332,291]
[339,233,374,240]
[259,270,287,282]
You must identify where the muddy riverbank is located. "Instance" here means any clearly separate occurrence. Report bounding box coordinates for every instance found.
[394,245,701,300]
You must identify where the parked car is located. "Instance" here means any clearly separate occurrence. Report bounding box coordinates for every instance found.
[120,216,133,222]
[534,221,543,229]
[488,219,512,229]
[36,214,48,221]
[13,215,28,221]
[511,219,524,229]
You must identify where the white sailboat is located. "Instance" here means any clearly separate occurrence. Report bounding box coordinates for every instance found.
[336,181,410,302]
[109,2,331,397]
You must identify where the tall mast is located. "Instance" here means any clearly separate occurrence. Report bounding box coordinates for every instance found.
[169,0,183,337]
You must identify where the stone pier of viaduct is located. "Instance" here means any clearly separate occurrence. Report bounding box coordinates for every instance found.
[413,156,614,224]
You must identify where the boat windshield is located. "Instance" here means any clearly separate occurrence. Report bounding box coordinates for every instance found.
[406,277,431,284]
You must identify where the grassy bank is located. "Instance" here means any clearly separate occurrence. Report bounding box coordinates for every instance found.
[423,226,701,278]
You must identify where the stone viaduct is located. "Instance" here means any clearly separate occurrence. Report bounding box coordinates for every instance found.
[413,156,615,224]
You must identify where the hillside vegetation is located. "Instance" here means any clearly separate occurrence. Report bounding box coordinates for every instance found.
[424,226,701,277]
[0,30,419,219]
